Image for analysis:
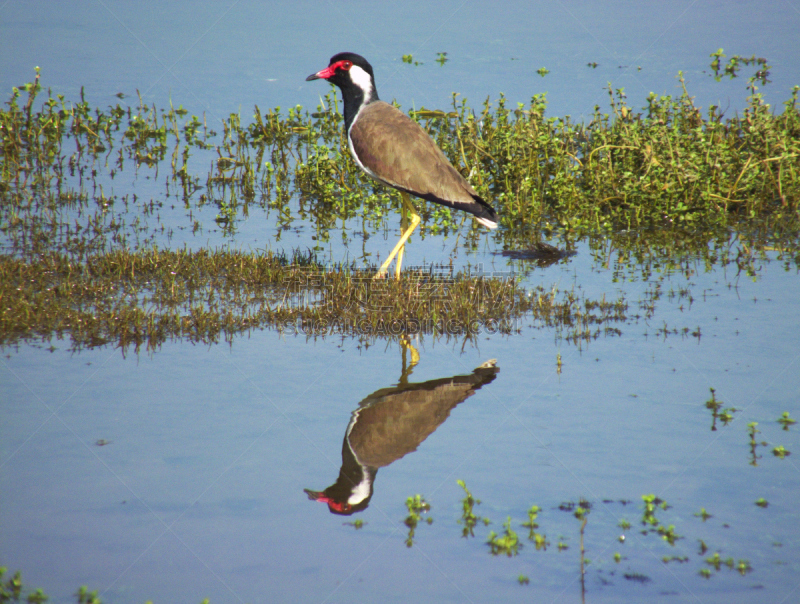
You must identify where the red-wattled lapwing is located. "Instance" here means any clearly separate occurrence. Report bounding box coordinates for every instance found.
[304,358,499,515]
[306,52,498,279]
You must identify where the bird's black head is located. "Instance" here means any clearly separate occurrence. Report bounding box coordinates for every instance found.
[306,52,378,103]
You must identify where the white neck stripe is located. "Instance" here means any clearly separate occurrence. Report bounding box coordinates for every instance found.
[349,65,374,103]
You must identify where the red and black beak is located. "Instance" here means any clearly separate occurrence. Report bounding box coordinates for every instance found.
[306,65,336,81]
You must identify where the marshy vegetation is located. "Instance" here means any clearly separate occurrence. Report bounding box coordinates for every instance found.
[1,52,799,352]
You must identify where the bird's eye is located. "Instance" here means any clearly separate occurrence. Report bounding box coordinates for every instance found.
[341,61,353,70]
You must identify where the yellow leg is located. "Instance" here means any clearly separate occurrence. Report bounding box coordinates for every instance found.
[375,192,421,279]
[396,202,407,280]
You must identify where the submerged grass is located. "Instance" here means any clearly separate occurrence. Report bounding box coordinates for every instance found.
[0,247,630,352]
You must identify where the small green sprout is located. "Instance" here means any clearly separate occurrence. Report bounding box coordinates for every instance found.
[518,575,530,585]
[536,67,550,77]
[436,52,449,66]
[772,445,790,458]
[705,389,736,429]
[755,498,769,508]
[403,494,432,547]
[76,586,102,604]
[641,494,659,526]
[706,552,722,571]
[456,480,487,538]
[778,411,797,430]
[522,504,541,530]
[657,524,681,545]
[694,508,712,521]
[614,552,622,563]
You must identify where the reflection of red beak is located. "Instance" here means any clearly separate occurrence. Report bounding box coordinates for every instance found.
[304,489,331,503]
[304,488,351,513]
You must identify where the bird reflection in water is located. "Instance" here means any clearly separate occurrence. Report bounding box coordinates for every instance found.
[304,340,499,515]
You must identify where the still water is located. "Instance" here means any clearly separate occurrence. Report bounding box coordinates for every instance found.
[2,1,799,603]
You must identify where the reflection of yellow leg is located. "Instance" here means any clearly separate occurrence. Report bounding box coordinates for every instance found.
[375,192,421,280]
[399,335,420,384]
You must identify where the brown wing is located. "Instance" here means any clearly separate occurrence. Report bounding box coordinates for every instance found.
[350,101,497,227]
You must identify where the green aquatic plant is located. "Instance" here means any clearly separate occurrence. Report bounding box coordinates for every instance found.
[521,504,541,530]
[748,422,768,466]
[456,479,489,538]
[641,494,660,527]
[778,412,797,430]
[76,586,102,604]
[487,517,520,557]
[705,388,737,430]
[521,505,549,550]
[403,494,432,547]
[772,445,790,459]
[4,66,800,253]
[703,552,753,576]
[709,48,771,87]
[657,524,681,546]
